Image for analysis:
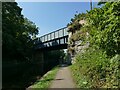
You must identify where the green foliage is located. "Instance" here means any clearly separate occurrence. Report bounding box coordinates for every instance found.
[45,50,65,60]
[67,13,86,32]
[86,1,120,56]
[70,63,91,88]
[71,48,120,88]
[67,13,88,49]
[70,30,87,42]
[2,2,38,61]
[68,2,120,56]
[69,13,86,24]
[31,66,59,88]
[2,2,40,88]
[69,1,120,88]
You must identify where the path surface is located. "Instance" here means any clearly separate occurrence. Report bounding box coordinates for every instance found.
[50,64,75,88]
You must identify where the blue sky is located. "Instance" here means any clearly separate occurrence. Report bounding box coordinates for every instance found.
[17,2,98,37]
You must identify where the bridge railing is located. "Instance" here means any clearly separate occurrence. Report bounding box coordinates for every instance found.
[34,27,68,44]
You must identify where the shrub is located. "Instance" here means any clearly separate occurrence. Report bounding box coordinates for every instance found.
[71,47,120,88]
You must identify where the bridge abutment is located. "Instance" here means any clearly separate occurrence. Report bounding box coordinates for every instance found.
[33,51,44,74]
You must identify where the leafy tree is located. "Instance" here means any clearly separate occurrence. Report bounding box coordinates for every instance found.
[2,2,38,61]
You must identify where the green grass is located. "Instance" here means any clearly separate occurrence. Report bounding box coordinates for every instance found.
[70,63,91,88]
[30,66,59,88]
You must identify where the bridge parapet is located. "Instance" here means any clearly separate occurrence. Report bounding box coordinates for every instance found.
[34,27,69,50]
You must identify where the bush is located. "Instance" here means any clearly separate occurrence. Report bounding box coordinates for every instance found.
[87,1,120,56]
[71,47,120,88]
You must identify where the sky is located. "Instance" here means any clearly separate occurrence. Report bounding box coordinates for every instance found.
[17,2,98,37]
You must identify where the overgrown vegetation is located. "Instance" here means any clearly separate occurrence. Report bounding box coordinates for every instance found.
[71,48,120,88]
[2,2,65,88]
[2,2,39,88]
[30,66,59,88]
[69,1,120,88]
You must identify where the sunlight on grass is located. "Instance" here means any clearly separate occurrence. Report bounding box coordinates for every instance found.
[30,66,59,88]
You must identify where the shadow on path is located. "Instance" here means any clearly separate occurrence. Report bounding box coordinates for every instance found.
[50,64,75,88]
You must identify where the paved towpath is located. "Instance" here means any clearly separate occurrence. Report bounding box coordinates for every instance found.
[50,64,76,88]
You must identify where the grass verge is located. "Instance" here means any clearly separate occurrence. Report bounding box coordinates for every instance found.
[29,66,59,88]
[70,63,90,88]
